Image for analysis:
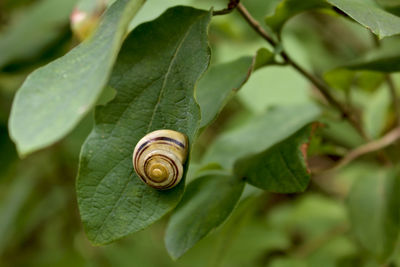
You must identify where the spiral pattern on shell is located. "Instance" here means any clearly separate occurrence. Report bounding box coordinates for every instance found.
[132,130,188,190]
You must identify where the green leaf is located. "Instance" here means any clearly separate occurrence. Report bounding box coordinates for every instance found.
[165,174,245,259]
[324,69,354,91]
[0,0,77,68]
[348,167,400,262]
[361,86,390,139]
[9,0,145,156]
[197,57,254,129]
[348,55,400,72]
[328,0,400,39]
[235,125,313,193]
[324,69,384,93]
[0,167,35,255]
[77,6,212,245]
[334,53,400,73]
[327,38,400,73]
[203,104,320,170]
[197,48,277,130]
[253,47,277,70]
[265,0,328,34]
[265,0,400,39]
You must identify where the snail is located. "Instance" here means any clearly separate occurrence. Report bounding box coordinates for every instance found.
[132,129,188,190]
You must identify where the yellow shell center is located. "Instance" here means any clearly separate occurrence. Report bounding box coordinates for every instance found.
[149,163,168,182]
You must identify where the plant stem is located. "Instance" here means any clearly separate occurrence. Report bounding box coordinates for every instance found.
[236,3,277,46]
[213,0,240,16]
[334,126,400,169]
[236,3,368,140]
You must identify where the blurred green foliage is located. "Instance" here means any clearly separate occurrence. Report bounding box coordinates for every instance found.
[1,0,400,266]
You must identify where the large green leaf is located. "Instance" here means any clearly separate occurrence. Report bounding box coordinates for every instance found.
[77,6,212,245]
[165,174,245,259]
[348,168,400,262]
[9,0,145,156]
[328,0,400,39]
[0,0,77,68]
[235,125,312,193]
[203,104,320,171]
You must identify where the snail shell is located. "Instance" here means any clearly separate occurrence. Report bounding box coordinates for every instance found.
[133,129,188,190]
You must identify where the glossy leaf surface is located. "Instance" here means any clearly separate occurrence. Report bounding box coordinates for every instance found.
[77,6,211,245]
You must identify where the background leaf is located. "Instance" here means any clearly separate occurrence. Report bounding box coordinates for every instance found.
[253,47,277,70]
[235,125,312,193]
[0,0,77,68]
[197,48,277,130]
[326,38,400,73]
[348,167,400,262]
[165,174,244,259]
[361,86,390,139]
[9,0,145,156]
[328,0,400,39]
[333,53,400,73]
[197,56,254,129]
[265,0,400,39]
[265,0,328,35]
[203,104,320,170]
[77,6,212,245]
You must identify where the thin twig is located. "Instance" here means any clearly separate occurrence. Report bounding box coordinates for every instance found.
[236,3,368,140]
[334,126,400,169]
[236,3,276,47]
[284,56,367,139]
[213,0,240,16]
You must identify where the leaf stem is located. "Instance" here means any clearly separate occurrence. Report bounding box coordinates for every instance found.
[236,3,368,140]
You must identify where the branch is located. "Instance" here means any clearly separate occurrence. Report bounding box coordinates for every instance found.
[236,3,276,46]
[284,56,367,139]
[236,3,368,140]
[213,0,240,16]
[334,126,400,169]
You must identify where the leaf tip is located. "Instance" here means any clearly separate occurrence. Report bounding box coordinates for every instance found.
[165,242,187,260]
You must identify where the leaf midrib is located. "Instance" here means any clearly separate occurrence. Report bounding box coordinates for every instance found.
[146,24,193,131]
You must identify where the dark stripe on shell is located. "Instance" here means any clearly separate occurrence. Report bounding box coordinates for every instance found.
[134,141,181,172]
[137,136,185,152]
